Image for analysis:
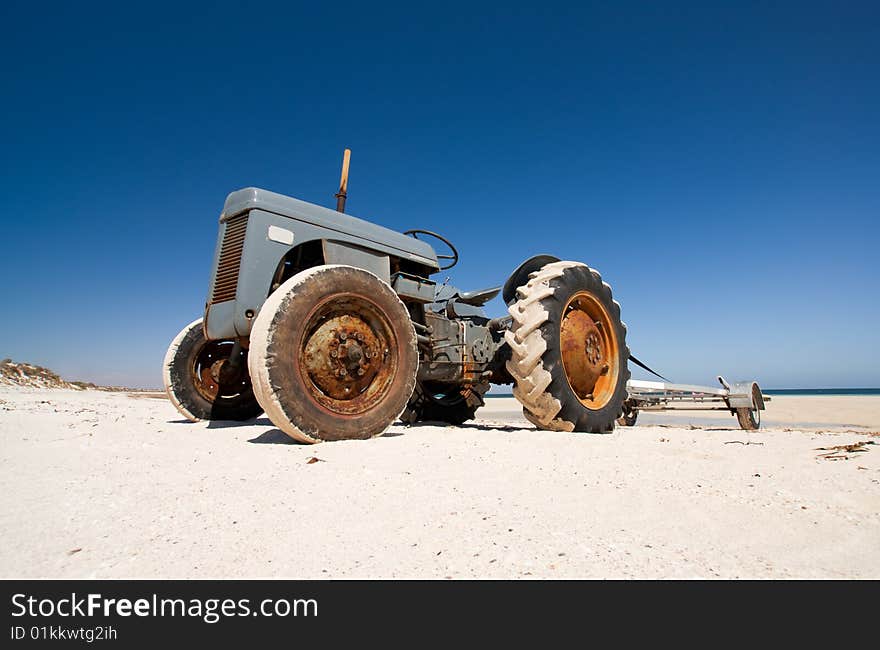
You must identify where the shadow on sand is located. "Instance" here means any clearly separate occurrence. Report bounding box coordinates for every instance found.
[249,427,411,443]
[247,429,304,445]
[206,417,274,429]
[168,417,273,429]
[401,420,533,434]
[168,417,541,442]
[166,417,275,429]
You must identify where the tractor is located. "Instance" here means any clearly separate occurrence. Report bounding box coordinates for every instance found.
[164,150,759,442]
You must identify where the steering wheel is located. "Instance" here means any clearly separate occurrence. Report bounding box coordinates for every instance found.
[403,229,459,270]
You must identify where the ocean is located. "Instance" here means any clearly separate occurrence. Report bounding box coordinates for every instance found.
[761,388,880,396]
[486,388,880,397]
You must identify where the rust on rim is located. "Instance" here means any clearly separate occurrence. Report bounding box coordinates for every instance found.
[192,341,251,402]
[559,291,620,409]
[298,293,397,416]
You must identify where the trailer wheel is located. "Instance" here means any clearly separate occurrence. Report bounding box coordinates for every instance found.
[248,265,418,443]
[163,318,262,421]
[401,381,489,425]
[505,261,630,433]
[736,384,762,430]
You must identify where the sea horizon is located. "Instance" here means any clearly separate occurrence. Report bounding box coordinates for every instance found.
[487,387,880,397]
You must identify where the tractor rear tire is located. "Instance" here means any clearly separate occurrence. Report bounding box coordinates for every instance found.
[248,265,419,443]
[401,381,490,425]
[505,261,630,433]
[163,318,262,422]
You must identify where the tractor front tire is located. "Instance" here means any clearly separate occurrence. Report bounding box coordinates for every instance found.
[248,265,419,443]
[505,261,630,433]
[163,318,262,421]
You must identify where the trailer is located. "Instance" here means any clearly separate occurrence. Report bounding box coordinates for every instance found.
[619,376,768,431]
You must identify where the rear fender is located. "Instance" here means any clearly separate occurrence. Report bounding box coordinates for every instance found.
[502,254,561,305]
[727,381,764,410]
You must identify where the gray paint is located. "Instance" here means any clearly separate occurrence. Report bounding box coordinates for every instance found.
[221,187,438,267]
[202,187,504,389]
[204,188,442,340]
[204,208,443,339]
[322,240,391,283]
[391,274,436,303]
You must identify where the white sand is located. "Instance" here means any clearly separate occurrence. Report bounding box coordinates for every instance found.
[1,388,878,579]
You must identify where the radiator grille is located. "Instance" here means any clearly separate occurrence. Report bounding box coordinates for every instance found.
[210,213,248,304]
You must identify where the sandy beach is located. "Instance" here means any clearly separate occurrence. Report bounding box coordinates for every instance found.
[1,388,878,579]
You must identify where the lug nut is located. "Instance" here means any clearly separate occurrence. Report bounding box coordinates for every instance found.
[330,350,338,358]
[339,332,347,340]
[357,367,365,376]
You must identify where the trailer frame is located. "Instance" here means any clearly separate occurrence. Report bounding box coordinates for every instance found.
[622,376,768,430]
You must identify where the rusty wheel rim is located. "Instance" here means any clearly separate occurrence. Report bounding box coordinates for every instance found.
[191,341,251,402]
[298,293,398,416]
[559,291,620,410]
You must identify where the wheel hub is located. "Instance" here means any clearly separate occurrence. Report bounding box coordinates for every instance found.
[302,314,385,400]
[559,292,618,408]
[192,341,251,402]
[585,330,602,365]
[561,309,606,399]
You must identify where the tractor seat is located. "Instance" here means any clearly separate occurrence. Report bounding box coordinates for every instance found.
[457,286,501,306]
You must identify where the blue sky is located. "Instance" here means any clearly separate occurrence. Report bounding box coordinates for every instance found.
[1,1,877,389]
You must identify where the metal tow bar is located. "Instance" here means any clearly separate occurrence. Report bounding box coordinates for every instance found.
[621,375,768,431]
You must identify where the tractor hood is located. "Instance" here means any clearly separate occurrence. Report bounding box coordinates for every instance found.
[221,187,439,270]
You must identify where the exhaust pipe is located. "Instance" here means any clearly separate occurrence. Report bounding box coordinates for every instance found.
[335,148,351,213]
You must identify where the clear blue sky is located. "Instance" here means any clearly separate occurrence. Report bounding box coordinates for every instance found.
[1,1,877,389]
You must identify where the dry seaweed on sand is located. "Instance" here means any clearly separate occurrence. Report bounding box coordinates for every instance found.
[815,441,874,460]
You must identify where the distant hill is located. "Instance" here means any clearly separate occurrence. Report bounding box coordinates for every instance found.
[0,359,139,392]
